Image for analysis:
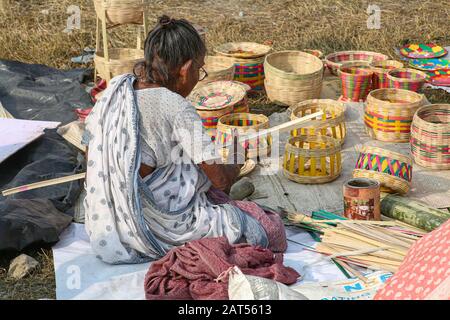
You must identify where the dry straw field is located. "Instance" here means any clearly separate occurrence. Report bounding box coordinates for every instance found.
[0,0,450,299]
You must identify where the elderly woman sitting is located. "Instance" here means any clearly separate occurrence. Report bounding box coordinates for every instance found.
[82,15,286,264]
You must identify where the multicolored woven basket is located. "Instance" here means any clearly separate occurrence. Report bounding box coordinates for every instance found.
[387,68,427,92]
[216,113,270,160]
[233,59,265,92]
[400,43,448,59]
[324,50,388,75]
[283,135,342,184]
[290,99,346,145]
[364,89,426,142]
[370,60,403,89]
[353,146,412,194]
[410,104,450,169]
[338,62,373,102]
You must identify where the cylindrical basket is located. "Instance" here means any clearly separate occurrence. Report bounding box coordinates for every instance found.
[324,50,389,76]
[353,146,413,194]
[338,62,373,102]
[364,89,426,142]
[290,99,346,145]
[93,0,148,26]
[387,68,427,92]
[283,135,342,184]
[94,48,144,82]
[370,60,403,89]
[216,113,271,160]
[231,81,251,113]
[264,51,324,106]
[189,81,246,137]
[194,56,235,89]
[215,42,272,93]
[410,104,450,169]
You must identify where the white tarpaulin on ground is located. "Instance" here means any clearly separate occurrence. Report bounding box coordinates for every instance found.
[53,223,347,300]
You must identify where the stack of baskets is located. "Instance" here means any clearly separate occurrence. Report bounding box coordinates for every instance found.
[353,146,413,194]
[325,50,389,76]
[370,60,404,89]
[216,113,271,160]
[410,104,450,169]
[264,51,324,106]
[283,135,342,184]
[364,88,426,142]
[338,62,373,102]
[215,42,272,94]
[387,68,427,92]
[290,99,346,145]
[189,81,247,140]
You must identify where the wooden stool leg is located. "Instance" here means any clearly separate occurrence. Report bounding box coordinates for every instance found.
[94,17,101,82]
[101,7,110,82]
[143,9,148,40]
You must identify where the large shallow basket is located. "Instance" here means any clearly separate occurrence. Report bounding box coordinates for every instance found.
[264,51,324,106]
[93,0,148,25]
[283,135,342,184]
[216,113,270,160]
[338,62,373,102]
[325,51,388,75]
[387,68,427,92]
[353,146,412,194]
[214,42,272,59]
[365,89,426,142]
[189,81,246,132]
[370,60,404,89]
[94,48,144,82]
[410,104,450,169]
[290,99,346,144]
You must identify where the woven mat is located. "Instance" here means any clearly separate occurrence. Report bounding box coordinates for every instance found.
[248,75,450,212]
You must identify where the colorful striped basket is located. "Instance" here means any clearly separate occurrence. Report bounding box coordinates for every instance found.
[353,146,413,194]
[283,135,342,184]
[231,81,251,113]
[216,113,270,160]
[264,51,323,106]
[365,89,426,142]
[370,60,404,89]
[338,62,373,102]
[387,68,427,92]
[410,104,450,169]
[189,81,246,138]
[325,50,388,76]
[215,42,272,93]
[290,99,346,145]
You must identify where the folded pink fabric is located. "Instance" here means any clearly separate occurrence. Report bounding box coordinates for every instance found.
[144,236,300,300]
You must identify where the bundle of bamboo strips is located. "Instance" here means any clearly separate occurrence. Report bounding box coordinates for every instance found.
[287,212,424,273]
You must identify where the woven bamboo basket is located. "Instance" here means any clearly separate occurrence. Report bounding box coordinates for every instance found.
[370,60,404,89]
[338,62,373,102]
[264,51,324,106]
[365,88,426,142]
[93,0,148,25]
[410,104,450,169]
[194,56,235,90]
[216,113,271,160]
[214,42,272,59]
[290,99,346,144]
[387,68,427,92]
[94,48,144,82]
[325,50,389,75]
[353,146,412,194]
[283,135,342,184]
[231,81,251,113]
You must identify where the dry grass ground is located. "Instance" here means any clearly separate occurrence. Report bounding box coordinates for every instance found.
[0,0,450,299]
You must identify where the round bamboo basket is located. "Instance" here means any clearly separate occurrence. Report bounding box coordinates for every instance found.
[387,68,427,92]
[94,48,144,81]
[94,0,148,25]
[290,99,346,145]
[264,51,324,106]
[338,62,373,102]
[410,104,450,169]
[194,56,235,89]
[214,42,272,59]
[370,60,404,89]
[325,50,389,75]
[353,146,412,194]
[216,113,271,160]
[283,135,342,184]
[231,81,251,113]
[189,81,245,134]
[365,88,426,142]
